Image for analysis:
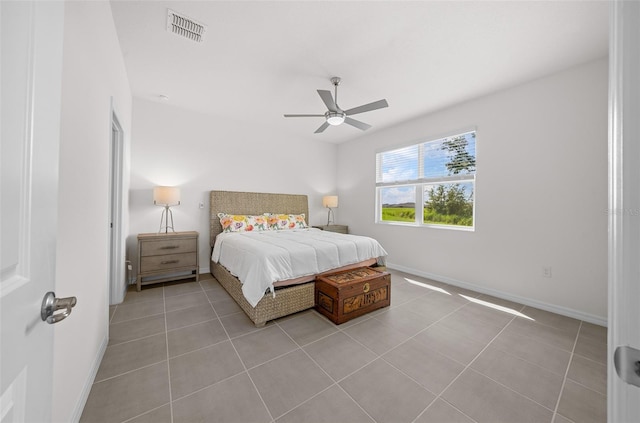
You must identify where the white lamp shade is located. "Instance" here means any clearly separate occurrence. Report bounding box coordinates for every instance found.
[153,186,180,206]
[322,195,338,208]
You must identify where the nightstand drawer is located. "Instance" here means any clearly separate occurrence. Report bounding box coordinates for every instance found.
[140,252,197,273]
[140,238,197,257]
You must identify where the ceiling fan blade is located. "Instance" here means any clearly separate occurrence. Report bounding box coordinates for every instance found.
[344,99,389,116]
[344,117,371,131]
[317,90,337,112]
[314,121,330,133]
[283,114,324,117]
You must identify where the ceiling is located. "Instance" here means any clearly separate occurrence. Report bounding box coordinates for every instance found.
[110,1,609,144]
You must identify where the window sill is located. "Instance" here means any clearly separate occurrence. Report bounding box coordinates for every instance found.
[375,220,475,232]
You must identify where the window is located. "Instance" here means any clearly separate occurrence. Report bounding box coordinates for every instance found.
[376,130,476,229]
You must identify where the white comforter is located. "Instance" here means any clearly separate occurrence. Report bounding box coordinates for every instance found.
[211,228,387,307]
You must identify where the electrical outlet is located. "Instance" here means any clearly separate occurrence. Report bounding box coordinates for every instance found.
[199,202,204,209]
[542,266,552,278]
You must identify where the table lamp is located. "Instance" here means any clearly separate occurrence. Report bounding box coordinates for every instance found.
[154,186,180,233]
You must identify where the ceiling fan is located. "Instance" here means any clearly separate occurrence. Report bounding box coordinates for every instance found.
[284,77,389,133]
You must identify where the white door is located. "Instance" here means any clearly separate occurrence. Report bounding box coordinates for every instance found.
[0,1,66,422]
[609,1,640,422]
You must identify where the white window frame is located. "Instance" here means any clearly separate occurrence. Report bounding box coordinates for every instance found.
[375,129,476,231]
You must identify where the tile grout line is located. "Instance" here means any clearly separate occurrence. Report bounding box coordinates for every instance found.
[121,403,170,423]
[275,281,480,421]
[411,313,520,423]
[107,330,166,349]
[110,301,227,349]
[274,274,442,362]
[572,350,607,367]
[165,300,211,315]
[551,320,582,423]
[434,314,583,420]
[364,292,472,365]
[320,278,492,422]
[166,316,218,335]
[272,320,378,423]
[167,335,230,361]
[162,286,175,423]
[235,326,373,381]
[165,295,239,405]
[453,300,583,366]
[468,319,575,413]
[561,377,607,398]
[448,363,561,414]
[110,310,165,326]
[169,371,252,404]
[100,284,230,385]
[370,306,475,396]
[467,324,578,378]
[212,293,275,423]
[108,304,117,324]
[389,286,596,422]
[93,359,168,385]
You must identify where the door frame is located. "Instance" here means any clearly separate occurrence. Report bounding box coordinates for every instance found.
[608,1,640,421]
[109,102,126,305]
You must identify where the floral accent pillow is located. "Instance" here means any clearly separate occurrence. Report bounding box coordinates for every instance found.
[218,213,271,232]
[218,213,248,232]
[289,213,308,229]
[267,214,288,230]
[268,213,308,230]
[246,214,269,231]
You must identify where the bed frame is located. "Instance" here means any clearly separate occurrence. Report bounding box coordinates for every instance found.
[209,190,315,327]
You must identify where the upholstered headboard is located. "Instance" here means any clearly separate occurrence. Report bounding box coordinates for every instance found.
[209,190,309,246]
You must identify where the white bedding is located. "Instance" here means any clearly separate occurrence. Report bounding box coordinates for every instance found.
[211,228,387,307]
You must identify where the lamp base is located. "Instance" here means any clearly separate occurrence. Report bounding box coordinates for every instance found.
[158,206,175,233]
[326,208,334,226]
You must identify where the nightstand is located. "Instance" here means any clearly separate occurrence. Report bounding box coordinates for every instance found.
[313,224,348,234]
[136,231,199,291]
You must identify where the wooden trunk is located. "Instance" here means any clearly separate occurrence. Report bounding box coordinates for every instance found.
[315,267,391,324]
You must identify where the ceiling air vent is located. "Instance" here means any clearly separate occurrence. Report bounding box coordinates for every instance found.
[166,9,206,43]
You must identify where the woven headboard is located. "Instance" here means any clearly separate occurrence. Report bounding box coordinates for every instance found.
[210,190,309,246]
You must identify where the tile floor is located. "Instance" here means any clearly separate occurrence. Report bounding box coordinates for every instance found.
[80,269,607,423]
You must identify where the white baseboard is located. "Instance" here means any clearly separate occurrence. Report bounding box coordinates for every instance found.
[70,334,108,423]
[386,262,607,327]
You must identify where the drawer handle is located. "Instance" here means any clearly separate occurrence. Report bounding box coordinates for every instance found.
[160,245,179,250]
[161,259,179,265]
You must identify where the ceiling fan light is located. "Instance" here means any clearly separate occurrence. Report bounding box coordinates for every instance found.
[326,112,345,126]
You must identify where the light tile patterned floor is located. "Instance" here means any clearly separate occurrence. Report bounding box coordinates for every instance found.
[81,269,607,423]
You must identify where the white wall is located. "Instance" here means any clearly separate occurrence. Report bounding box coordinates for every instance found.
[337,59,608,324]
[54,2,132,421]
[128,98,338,276]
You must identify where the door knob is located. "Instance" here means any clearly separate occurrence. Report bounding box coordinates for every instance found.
[41,292,77,324]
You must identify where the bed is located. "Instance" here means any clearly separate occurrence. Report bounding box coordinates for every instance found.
[209,190,387,327]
